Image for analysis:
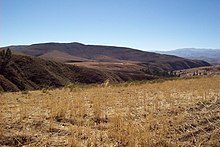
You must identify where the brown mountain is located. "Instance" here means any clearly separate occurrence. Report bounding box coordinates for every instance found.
[8,42,210,70]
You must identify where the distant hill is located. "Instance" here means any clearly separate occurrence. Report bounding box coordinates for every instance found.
[6,45,28,50]
[4,42,210,70]
[157,48,220,64]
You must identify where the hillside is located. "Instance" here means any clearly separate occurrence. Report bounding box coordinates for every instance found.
[0,54,156,92]
[6,43,210,69]
[1,76,219,146]
[157,48,220,64]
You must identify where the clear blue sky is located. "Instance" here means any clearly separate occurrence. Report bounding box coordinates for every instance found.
[1,0,220,51]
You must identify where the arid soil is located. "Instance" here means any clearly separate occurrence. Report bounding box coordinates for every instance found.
[0,76,219,146]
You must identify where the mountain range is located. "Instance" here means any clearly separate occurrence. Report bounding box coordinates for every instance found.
[157,48,220,64]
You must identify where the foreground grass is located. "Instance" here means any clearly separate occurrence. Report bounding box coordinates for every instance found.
[0,76,220,146]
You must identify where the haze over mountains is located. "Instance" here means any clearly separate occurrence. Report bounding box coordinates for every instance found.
[0,42,211,91]
[157,48,220,64]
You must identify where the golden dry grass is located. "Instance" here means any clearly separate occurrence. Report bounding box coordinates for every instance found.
[0,76,220,146]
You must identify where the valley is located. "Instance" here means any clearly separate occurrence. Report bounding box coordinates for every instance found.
[2,0,219,146]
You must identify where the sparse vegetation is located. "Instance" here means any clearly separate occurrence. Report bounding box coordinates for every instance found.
[0,75,219,146]
[0,48,12,71]
[0,48,12,61]
[175,65,220,78]
[140,67,178,77]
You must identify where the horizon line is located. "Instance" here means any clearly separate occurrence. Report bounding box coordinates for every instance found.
[1,41,220,51]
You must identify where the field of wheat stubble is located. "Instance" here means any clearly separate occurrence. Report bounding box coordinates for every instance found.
[0,75,219,146]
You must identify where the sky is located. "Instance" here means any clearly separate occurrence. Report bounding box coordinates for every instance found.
[0,0,220,51]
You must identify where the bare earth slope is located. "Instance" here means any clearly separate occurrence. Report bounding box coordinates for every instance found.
[0,55,107,91]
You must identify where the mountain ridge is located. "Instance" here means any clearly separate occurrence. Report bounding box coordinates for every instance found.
[157,48,220,64]
[4,42,210,64]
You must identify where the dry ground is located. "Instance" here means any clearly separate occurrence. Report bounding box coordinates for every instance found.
[0,76,220,146]
[175,65,220,77]
[67,61,142,72]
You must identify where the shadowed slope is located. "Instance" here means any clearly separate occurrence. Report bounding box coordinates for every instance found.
[0,55,155,92]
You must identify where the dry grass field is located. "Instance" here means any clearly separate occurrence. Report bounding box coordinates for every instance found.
[0,76,220,146]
